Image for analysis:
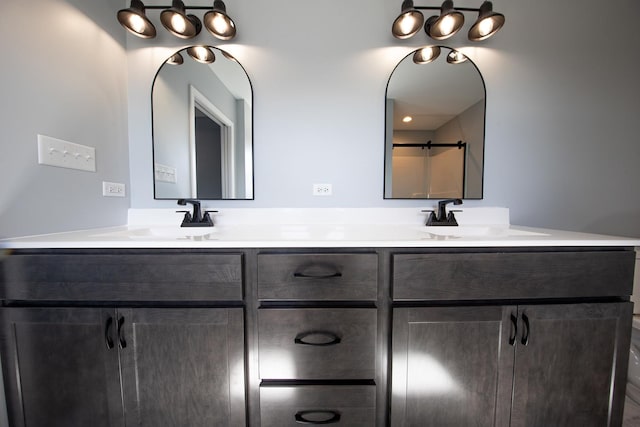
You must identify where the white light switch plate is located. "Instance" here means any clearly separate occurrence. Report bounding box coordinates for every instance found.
[37,134,96,172]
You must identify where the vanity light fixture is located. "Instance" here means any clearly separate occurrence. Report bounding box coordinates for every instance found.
[160,0,202,39]
[117,0,237,40]
[392,0,425,39]
[117,0,157,38]
[424,0,464,40]
[167,52,184,65]
[392,0,504,41]
[203,0,237,40]
[467,1,505,41]
[187,46,216,64]
[446,50,468,64]
[413,46,441,64]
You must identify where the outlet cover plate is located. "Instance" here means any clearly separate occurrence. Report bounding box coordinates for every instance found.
[103,181,126,197]
[313,183,332,196]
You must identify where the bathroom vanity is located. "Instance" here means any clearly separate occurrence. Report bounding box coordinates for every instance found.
[0,209,638,427]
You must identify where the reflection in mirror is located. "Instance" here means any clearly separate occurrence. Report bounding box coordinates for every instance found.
[153,45,253,200]
[384,46,485,199]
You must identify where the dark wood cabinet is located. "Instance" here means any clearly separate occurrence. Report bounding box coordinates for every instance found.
[510,303,631,427]
[390,249,635,427]
[255,251,380,426]
[391,303,632,427]
[119,308,245,427]
[0,308,123,427]
[0,246,635,426]
[391,306,515,427]
[257,252,378,301]
[258,308,376,380]
[0,307,245,427]
[260,384,376,426]
[0,251,246,427]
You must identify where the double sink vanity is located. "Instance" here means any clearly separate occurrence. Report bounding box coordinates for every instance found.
[0,207,638,426]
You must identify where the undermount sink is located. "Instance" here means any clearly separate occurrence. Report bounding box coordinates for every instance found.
[423,226,550,238]
[92,227,216,240]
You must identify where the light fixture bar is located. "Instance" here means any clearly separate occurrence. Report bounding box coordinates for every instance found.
[414,6,481,12]
[118,1,237,40]
[392,0,504,41]
[142,6,214,10]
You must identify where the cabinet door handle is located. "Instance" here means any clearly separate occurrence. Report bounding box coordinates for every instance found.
[117,316,127,349]
[509,313,518,346]
[294,331,342,346]
[105,316,115,350]
[521,313,530,346]
[293,272,343,279]
[294,410,341,424]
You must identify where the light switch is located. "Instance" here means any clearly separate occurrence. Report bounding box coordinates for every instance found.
[37,134,96,172]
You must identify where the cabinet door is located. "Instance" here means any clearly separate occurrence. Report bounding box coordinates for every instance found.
[0,308,123,427]
[119,308,246,427]
[391,306,515,427]
[510,302,632,427]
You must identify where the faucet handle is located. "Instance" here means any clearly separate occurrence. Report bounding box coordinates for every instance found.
[201,210,218,226]
[176,210,192,226]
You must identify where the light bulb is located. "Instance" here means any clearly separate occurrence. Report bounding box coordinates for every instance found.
[128,15,146,33]
[437,15,456,36]
[211,14,230,34]
[399,14,418,35]
[171,14,187,33]
[478,18,495,36]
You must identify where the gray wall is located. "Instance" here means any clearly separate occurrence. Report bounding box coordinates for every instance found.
[0,0,639,238]
[0,0,129,238]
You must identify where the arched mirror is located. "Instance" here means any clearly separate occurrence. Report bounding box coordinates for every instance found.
[384,46,485,199]
[152,46,253,200]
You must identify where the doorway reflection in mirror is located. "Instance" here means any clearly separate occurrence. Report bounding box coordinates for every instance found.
[152,46,253,200]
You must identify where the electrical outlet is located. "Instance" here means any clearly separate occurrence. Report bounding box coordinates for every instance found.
[102,182,126,197]
[313,183,332,196]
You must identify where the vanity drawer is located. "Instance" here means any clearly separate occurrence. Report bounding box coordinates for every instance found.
[258,308,376,380]
[1,253,243,301]
[392,250,635,301]
[257,253,378,301]
[260,385,376,427]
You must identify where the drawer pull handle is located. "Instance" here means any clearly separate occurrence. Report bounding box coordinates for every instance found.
[117,316,127,349]
[294,331,342,346]
[105,317,115,350]
[293,272,343,279]
[509,313,517,346]
[521,313,530,346]
[294,410,341,424]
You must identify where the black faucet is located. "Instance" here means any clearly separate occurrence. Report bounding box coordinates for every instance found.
[424,198,463,226]
[177,199,216,227]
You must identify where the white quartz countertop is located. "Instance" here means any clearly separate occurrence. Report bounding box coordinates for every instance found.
[2,208,639,249]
